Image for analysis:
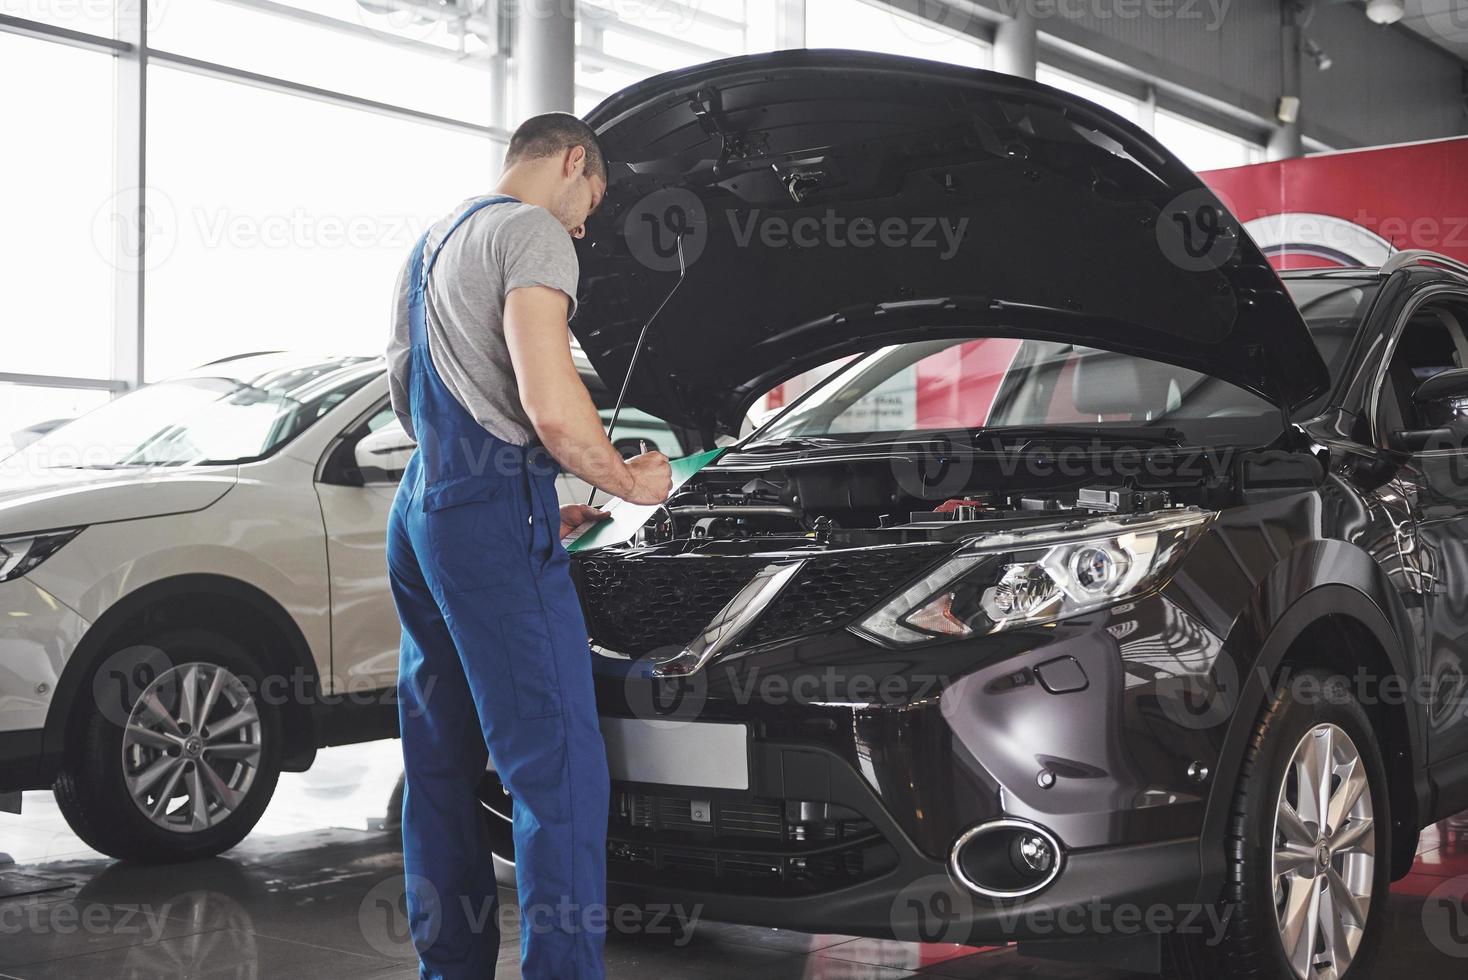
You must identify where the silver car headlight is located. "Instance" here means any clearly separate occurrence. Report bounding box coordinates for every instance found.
[0,529,84,583]
[853,508,1212,645]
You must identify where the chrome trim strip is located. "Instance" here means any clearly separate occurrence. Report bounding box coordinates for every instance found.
[1367,283,1468,449]
[650,561,805,677]
[949,818,1066,900]
[1377,249,1468,280]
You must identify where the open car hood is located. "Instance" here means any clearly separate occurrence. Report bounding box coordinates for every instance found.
[573,50,1328,436]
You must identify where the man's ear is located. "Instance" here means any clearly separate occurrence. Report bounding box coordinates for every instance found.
[565,145,586,179]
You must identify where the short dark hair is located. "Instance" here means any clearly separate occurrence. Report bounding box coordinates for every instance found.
[504,113,606,182]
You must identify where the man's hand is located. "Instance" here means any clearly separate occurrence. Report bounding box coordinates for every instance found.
[558,504,608,541]
[623,450,672,505]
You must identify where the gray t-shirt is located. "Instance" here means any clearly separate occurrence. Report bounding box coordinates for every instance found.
[388,197,579,446]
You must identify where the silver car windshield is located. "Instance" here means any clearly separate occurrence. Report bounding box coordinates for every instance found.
[7,355,378,470]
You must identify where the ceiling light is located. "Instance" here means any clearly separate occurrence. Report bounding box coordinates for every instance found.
[1365,0,1405,25]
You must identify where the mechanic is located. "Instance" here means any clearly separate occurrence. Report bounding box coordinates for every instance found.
[385,113,673,980]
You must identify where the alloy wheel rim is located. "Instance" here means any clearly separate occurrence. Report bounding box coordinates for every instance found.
[1271,723,1376,980]
[121,662,262,833]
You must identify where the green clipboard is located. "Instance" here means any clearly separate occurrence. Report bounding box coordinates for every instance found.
[565,447,727,553]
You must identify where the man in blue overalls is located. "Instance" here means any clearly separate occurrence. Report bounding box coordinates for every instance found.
[385,113,673,979]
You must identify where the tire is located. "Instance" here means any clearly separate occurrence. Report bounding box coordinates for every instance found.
[1169,669,1391,980]
[54,628,283,863]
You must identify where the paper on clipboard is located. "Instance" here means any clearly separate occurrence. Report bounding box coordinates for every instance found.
[566,448,726,553]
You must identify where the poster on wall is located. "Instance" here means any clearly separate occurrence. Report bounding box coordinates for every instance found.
[1202,136,1468,269]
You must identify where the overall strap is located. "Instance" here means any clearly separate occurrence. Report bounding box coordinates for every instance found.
[421,194,521,284]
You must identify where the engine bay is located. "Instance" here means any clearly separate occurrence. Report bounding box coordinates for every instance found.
[606,447,1231,555]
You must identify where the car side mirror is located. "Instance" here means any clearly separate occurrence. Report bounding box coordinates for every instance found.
[354,422,416,484]
[1390,368,1468,453]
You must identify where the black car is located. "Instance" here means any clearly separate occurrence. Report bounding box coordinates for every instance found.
[479,51,1468,980]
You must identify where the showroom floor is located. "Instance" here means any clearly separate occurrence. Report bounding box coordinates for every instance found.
[2,741,1466,979]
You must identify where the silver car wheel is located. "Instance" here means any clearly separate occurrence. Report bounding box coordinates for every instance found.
[1272,723,1376,980]
[122,662,262,833]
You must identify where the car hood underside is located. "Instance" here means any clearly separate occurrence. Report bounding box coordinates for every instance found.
[573,49,1328,435]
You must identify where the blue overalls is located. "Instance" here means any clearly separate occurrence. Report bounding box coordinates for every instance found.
[386,195,610,980]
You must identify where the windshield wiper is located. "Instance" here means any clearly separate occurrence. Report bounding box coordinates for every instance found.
[742,437,849,452]
[974,425,1187,449]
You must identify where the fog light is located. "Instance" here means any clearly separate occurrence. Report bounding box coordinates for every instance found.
[950,819,1064,899]
[1011,831,1056,877]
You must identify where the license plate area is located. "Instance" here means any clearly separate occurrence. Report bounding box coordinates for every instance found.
[601,717,750,791]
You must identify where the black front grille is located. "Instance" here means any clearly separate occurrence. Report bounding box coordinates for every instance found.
[608,790,895,893]
[571,555,755,656]
[742,546,943,646]
[572,545,944,656]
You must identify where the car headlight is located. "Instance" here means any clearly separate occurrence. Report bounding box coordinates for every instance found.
[853,509,1212,645]
[0,529,84,583]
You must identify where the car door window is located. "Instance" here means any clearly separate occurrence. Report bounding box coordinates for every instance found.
[1378,299,1468,446]
[319,400,415,487]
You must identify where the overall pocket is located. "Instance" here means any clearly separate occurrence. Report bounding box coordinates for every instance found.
[496,610,564,719]
[424,479,527,593]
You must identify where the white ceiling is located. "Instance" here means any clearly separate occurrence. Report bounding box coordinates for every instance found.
[1396,0,1468,62]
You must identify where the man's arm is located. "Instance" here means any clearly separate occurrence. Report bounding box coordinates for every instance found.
[504,285,671,505]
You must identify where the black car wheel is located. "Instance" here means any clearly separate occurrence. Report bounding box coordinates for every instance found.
[1170,669,1390,980]
[54,628,282,862]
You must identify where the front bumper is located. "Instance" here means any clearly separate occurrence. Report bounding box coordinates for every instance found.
[595,738,1202,943]
[0,577,89,790]
[485,588,1231,941]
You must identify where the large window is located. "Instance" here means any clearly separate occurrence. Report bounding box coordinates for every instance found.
[1036,65,1140,123]
[149,0,499,125]
[144,66,500,379]
[806,0,990,67]
[1,33,116,380]
[1155,109,1264,171]
[0,0,115,36]
[575,0,780,115]
[0,385,111,460]
[0,0,1293,455]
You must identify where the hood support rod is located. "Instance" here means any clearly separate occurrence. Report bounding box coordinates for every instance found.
[589,234,687,506]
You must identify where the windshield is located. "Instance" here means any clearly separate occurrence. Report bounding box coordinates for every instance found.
[749,337,1283,449]
[749,279,1381,449]
[6,355,378,470]
[1281,277,1381,394]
